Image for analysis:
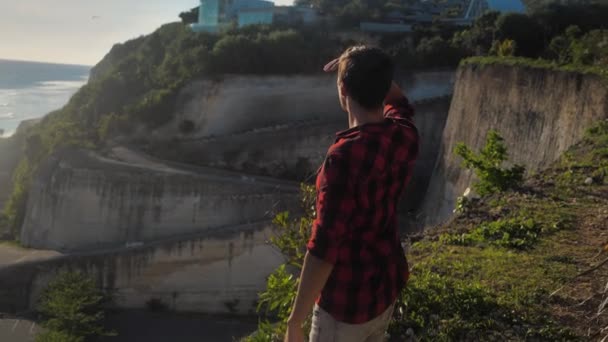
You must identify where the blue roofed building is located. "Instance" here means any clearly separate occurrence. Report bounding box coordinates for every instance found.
[191,0,224,33]
[486,0,526,13]
[464,0,526,23]
[191,0,275,33]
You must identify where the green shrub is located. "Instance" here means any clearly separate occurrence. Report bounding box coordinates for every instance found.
[391,271,502,341]
[257,265,298,322]
[454,130,525,196]
[244,184,315,341]
[36,330,84,342]
[442,218,540,250]
[490,39,517,57]
[36,272,113,341]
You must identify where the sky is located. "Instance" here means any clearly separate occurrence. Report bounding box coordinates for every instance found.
[0,0,294,66]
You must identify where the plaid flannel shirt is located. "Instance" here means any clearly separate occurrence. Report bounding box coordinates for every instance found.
[307,95,419,324]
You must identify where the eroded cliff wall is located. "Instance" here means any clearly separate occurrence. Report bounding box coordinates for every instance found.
[1,222,283,316]
[19,148,300,252]
[157,97,451,212]
[422,64,608,226]
[148,71,454,141]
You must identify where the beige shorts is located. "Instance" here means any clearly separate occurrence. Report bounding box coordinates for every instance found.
[308,302,395,342]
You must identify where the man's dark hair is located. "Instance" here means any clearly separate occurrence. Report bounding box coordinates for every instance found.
[338,46,394,110]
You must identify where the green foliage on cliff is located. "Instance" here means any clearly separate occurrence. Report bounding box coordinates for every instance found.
[454,130,525,196]
[245,184,315,341]
[36,272,113,342]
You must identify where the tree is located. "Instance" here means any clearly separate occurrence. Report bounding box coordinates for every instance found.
[415,36,463,67]
[179,7,199,25]
[495,13,544,57]
[451,11,500,55]
[36,272,113,342]
[0,128,4,137]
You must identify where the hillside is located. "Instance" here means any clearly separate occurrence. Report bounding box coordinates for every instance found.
[422,58,608,227]
[391,119,608,340]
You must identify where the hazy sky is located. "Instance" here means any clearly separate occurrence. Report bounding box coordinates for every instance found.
[0,0,293,66]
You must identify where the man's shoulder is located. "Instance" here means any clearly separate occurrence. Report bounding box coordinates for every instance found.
[328,134,365,159]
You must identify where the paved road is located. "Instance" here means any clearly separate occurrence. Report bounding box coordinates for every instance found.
[0,243,60,267]
[102,311,257,342]
[0,318,41,342]
[0,312,257,342]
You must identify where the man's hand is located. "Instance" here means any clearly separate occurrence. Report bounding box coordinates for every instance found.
[285,321,305,342]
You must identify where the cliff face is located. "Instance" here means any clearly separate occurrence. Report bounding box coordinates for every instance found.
[147,71,454,141]
[422,64,608,226]
[1,222,284,316]
[159,97,451,211]
[19,148,300,252]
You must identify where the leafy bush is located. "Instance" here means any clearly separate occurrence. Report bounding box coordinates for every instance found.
[36,330,84,342]
[391,271,503,341]
[441,218,542,250]
[244,184,315,341]
[36,272,113,342]
[454,130,525,196]
[490,39,517,57]
[256,265,298,323]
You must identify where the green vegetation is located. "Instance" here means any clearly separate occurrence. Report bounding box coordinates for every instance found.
[454,130,525,196]
[244,184,315,341]
[247,120,608,340]
[36,272,113,342]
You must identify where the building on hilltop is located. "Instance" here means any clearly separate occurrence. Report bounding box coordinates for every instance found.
[463,0,526,23]
[190,0,319,33]
[191,0,275,33]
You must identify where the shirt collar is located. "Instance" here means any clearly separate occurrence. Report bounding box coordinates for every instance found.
[335,119,389,139]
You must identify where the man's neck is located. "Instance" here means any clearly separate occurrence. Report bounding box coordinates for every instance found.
[348,107,384,129]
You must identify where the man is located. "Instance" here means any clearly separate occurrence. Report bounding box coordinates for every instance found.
[285,46,419,342]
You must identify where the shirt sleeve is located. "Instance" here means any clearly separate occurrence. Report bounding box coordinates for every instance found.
[306,150,356,265]
[384,95,414,119]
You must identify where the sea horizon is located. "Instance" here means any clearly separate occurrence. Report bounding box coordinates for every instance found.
[0,58,92,68]
[0,59,90,137]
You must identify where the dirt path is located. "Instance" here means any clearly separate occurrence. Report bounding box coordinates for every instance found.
[0,243,60,267]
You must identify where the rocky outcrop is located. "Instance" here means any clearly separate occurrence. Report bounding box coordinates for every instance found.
[422,64,608,227]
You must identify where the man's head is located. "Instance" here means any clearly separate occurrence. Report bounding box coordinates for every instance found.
[331,46,394,112]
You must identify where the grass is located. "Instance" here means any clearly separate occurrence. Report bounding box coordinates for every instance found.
[391,119,608,341]
[461,56,608,80]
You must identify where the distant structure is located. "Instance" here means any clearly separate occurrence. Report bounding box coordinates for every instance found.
[191,0,274,33]
[461,0,526,25]
[360,0,526,33]
[190,0,318,33]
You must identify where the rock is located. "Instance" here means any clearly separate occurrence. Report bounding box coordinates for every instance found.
[463,187,480,200]
[584,177,594,185]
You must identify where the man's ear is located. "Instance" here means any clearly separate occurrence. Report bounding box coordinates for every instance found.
[338,81,348,97]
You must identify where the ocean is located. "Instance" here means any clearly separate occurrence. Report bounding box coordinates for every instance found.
[0,59,90,137]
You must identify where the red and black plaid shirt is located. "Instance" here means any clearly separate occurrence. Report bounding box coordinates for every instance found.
[307,95,419,324]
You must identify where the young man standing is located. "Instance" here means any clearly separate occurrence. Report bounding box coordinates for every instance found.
[285,46,420,342]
